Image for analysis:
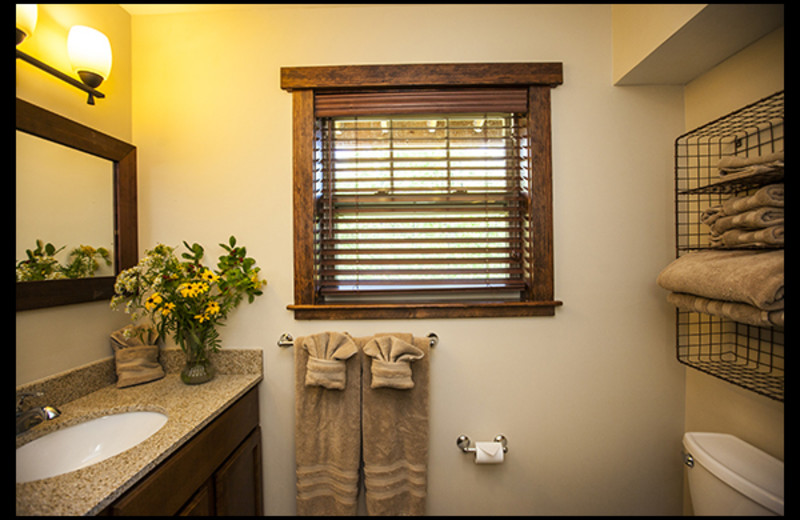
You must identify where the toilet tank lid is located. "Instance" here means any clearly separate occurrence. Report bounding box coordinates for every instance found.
[683,432,783,515]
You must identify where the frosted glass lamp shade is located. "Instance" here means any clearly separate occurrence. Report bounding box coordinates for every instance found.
[67,26,112,88]
[16,4,38,44]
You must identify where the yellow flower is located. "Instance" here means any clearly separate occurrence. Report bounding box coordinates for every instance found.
[145,292,162,310]
[194,313,208,323]
[205,301,220,316]
[200,269,219,283]
[178,282,209,298]
[161,302,175,316]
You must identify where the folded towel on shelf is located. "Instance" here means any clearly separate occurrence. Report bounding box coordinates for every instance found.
[709,225,784,249]
[294,332,361,515]
[700,184,784,226]
[300,331,359,390]
[706,206,784,234]
[667,292,784,328]
[717,151,784,178]
[360,333,430,516]
[657,249,784,311]
[363,335,425,389]
[723,183,783,214]
[110,325,164,388]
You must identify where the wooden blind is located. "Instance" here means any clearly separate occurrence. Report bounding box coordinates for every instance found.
[313,89,532,303]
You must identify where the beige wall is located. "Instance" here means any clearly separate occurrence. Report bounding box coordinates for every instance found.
[19,4,779,516]
[611,4,705,83]
[129,5,684,515]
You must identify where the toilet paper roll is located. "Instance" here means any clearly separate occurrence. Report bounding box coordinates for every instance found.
[474,441,504,464]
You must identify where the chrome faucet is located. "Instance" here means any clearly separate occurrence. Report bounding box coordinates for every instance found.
[16,391,61,436]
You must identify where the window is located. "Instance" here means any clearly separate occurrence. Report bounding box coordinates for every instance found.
[281,63,563,319]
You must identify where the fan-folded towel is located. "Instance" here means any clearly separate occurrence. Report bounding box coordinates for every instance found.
[657,249,783,311]
[295,332,361,515]
[667,292,783,328]
[110,325,164,388]
[361,333,429,516]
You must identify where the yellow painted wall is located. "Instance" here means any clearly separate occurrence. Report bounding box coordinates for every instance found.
[16,4,133,383]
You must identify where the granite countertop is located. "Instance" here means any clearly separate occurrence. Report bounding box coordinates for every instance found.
[16,348,262,516]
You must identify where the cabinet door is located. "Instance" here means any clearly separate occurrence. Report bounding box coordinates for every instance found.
[178,479,214,516]
[214,426,263,516]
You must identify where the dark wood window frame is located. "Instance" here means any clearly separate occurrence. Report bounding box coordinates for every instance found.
[280,63,563,319]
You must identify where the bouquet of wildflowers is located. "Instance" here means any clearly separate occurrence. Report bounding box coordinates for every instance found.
[111,236,265,355]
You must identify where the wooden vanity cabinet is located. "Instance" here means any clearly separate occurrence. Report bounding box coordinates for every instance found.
[101,386,263,516]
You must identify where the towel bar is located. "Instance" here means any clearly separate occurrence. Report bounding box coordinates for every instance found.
[278,332,438,348]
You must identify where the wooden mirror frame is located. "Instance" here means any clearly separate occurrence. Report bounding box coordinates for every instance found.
[16,98,138,311]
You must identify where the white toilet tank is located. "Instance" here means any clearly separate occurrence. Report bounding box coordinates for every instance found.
[682,432,783,516]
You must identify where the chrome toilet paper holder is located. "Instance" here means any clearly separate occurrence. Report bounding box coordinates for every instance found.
[456,434,508,454]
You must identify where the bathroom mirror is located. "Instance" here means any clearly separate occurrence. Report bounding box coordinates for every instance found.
[16,98,138,311]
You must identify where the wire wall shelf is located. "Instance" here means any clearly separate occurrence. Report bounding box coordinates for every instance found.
[673,91,784,401]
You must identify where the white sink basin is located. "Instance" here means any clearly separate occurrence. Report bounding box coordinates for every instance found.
[16,411,168,483]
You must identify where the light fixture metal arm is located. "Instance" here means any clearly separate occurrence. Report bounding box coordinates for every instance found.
[16,48,105,105]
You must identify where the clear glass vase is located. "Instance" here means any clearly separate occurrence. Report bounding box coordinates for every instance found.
[180,332,216,385]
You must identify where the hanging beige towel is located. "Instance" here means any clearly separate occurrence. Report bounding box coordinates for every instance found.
[667,292,784,328]
[657,249,783,311]
[360,333,430,516]
[295,333,361,515]
[110,325,164,388]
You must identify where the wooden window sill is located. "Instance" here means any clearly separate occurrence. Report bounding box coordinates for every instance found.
[287,301,563,320]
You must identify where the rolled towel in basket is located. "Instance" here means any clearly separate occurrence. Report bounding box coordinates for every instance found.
[667,292,783,328]
[110,325,164,388]
[657,249,783,311]
[709,225,784,249]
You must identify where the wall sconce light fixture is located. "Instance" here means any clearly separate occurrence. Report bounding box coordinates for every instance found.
[16,5,111,105]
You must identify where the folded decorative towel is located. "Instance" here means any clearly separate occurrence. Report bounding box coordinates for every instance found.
[717,151,784,177]
[707,206,783,234]
[294,333,361,515]
[360,333,430,516]
[110,325,164,388]
[657,249,783,311]
[700,184,783,226]
[363,335,425,389]
[300,332,358,390]
[709,225,784,249]
[722,183,783,214]
[667,292,783,328]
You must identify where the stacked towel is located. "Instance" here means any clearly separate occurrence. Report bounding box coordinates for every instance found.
[716,151,783,180]
[657,249,784,327]
[361,334,429,515]
[110,325,164,388]
[700,184,784,249]
[295,332,361,515]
